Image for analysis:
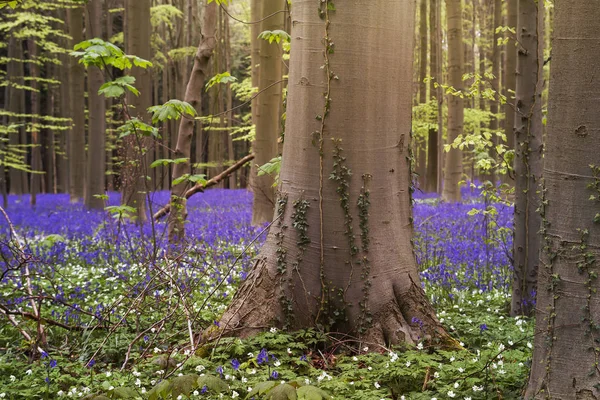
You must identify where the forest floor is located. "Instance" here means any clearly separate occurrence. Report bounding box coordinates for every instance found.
[0,189,531,399]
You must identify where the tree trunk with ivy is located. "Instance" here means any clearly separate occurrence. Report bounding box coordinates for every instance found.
[168,1,217,244]
[442,0,463,202]
[216,0,450,346]
[524,1,600,396]
[510,0,544,317]
[249,0,285,226]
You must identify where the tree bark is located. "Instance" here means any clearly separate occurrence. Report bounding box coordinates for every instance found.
[442,0,463,201]
[7,36,25,195]
[525,0,600,396]
[168,1,218,244]
[216,0,450,346]
[416,0,428,190]
[510,0,544,317]
[249,0,285,225]
[503,0,517,157]
[28,39,41,206]
[68,6,86,202]
[84,0,107,210]
[426,0,440,193]
[122,0,152,222]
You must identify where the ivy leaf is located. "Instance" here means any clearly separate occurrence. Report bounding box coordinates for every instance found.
[147,99,197,124]
[171,374,199,398]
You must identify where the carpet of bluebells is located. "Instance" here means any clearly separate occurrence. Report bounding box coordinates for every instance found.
[0,189,532,400]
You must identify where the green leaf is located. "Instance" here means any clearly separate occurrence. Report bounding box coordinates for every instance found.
[171,374,199,398]
[205,72,238,91]
[246,381,278,398]
[147,380,171,400]
[116,118,159,139]
[147,99,197,124]
[110,387,139,398]
[258,30,291,44]
[196,375,228,393]
[297,386,331,400]
[265,383,297,400]
[98,82,125,98]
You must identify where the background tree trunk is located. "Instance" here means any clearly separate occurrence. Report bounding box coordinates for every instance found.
[249,0,285,225]
[503,0,517,155]
[84,0,107,210]
[525,0,600,396]
[28,39,41,206]
[416,0,428,190]
[218,0,449,346]
[122,0,152,222]
[442,0,463,201]
[426,0,440,193]
[68,6,86,202]
[510,0,544,317]
[168,1,217,244]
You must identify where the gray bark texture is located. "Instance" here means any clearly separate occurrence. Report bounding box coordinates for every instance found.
[511,0,544,317]
[442,0,463,202]
[503,0,517,154]
[215,0,451,347]
[524,0,600,397]
[426,0,440,194]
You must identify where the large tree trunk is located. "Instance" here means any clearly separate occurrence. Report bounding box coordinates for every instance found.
[442,0,463,201]
[122,0,152,222]
[7,36,25,195]
[249,0,285,225]
[28,39,41,206]
[84,0,106,210]
[487,0,502,183]
[216,0,449,346]
[168,1,217,243]
[524,1,600,397]
[68,6,86,202]
[416,0,428,190]
[510,0,544,317]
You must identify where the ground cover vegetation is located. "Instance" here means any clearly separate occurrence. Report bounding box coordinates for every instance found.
[0,189,534,399]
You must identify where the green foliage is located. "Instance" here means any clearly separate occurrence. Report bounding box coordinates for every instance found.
[150,158,189,169]
[116,118,159,139]
[147,99,197,124]
[206,72,238,91]
[257,156,282,187]
[0,0,22,9]
[258,30,291,45]
[172,173,207,187]
[99,76,139,98]
[71,38,153,70]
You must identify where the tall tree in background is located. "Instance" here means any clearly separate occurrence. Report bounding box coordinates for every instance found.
[67,5,86,202]
[7,36,26,195]
[442,0,463,202]
[217,0,451,345]
[511,0,544,317]
[426,0,440,193]
[416,0,427,189]
[122,0,152,222]
[249,0,285,225]
[525,1,600,396]
[169,0,218,243]
[28,39,41,206]
[503,0,517,153]
[84,0,106,210]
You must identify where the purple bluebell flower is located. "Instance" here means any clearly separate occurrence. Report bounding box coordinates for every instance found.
[231,359,240,371]
[257,348,269,365]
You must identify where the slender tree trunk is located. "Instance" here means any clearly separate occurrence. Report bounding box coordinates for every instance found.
[416,0,428,190]
[426,0,440,193]
[511,0,544,317]
[84,0,107,209]
[68,6,86,202]
[122,0,152,222]
[249,0,285,225]
[435,0,444,194]
[504,0,517,163]
[7,37,24,195]
[217,0,451,347]
[57,15,70,194]
[168,1,218,243]
[525,1,600,396]
[28,39,41,206]
[442,0,463,202]
[44,64,56,194]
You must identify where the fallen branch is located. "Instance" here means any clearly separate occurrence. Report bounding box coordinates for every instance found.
[153,153,255,220]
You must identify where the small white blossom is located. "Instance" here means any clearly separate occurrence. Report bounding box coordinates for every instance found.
[106,371,112,377]
[433,371,440,379]
[135,378,141,387]
[448,390,456,398]
[274,360,281,367]
[9,376,16,382]
[363,347,369,352]
[270,327,277,333]
[0,394,6,398]
[416,342,424,350]
[352,356,358,361]
[527,342,532,349]
[405,361,411,367]
[195,365,205,372]
[25,369,32,375]
[374,382,381,389]
[193,391,199,396]
[231,391,239,398]
[473,385,484,392]
[454,382,459,388]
